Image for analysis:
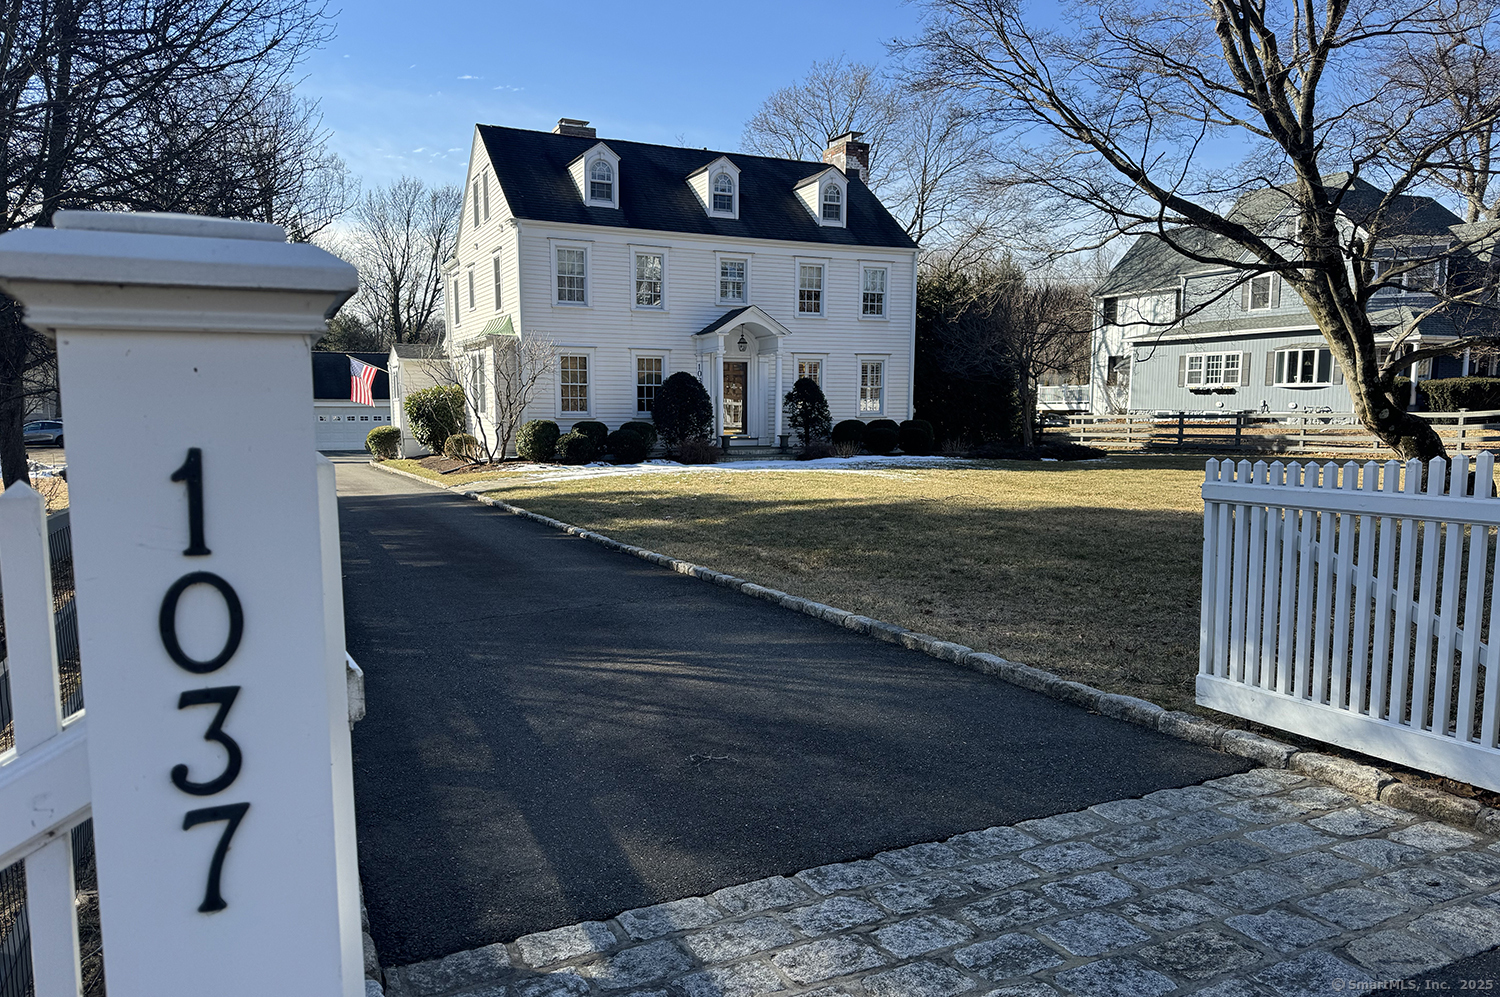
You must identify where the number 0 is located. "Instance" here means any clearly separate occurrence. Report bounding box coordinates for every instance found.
[160,572,244,674]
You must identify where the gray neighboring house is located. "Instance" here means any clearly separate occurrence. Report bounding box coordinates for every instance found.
[387,343,450,457]
[1091,176,1495,417]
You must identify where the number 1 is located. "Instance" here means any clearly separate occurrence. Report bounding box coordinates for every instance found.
[171,448,210,556]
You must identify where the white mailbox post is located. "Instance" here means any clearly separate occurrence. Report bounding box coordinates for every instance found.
[0,211,364,995]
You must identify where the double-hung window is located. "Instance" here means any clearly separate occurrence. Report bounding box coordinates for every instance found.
[1274,347,1334,385]
[634,252,663,308]
[859,361,884,414]
[560,355,589,413]
[637,357,663,414]
[473,180,480,227]
[482,175,490,221]
[712,173,734,213]
[861,267,886,316]
[492,253,503,310]
[452,278,461,327]
[798,264,824,315]
[1185,352,1241,386]
[589,160,613,201]
[467,268,475,310]
[822,184,842,222]
[719,259,746,303]
[1246,274,1276,310]
[556,247,587,304]
[797,358,822,386]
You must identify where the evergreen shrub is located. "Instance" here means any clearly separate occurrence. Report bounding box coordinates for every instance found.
[517,420,560,461]
[555,431,596,465]
[365,425,400,460]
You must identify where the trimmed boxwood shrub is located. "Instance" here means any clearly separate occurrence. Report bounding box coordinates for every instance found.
[898,419,935,455]
[517,420,560,461]
[865,426,898,455]
[443,433,483,461]
[403,384,466,454]
[783,377,832,446]
[571,420,609,452]
[832,419,867,445]
[365,425,400,460]
[607,428,650,464]
[867,418,899,434]
[621,420,659,450]
[1418,377,1500,413]
[555,431,596,465]
[655,372,714,448]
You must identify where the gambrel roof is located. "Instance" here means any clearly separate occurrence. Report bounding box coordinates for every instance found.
[475,124,916,250]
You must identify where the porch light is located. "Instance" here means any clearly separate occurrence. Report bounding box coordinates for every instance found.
[737,333,748,352]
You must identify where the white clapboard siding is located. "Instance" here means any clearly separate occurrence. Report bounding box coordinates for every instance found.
[1199,454,1500,791]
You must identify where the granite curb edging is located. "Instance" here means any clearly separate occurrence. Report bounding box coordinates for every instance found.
[366,460,1500,843]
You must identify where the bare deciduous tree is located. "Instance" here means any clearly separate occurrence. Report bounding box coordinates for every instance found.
[743,55,998,250]
[0,0,334,485]
[337,177,461,347]
[420,332,555,462]
[905,0,1500,461]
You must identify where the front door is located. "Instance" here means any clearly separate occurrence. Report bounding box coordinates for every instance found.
[723,361,747,435]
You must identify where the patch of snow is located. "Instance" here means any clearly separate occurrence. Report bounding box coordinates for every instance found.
[460,454,960,486]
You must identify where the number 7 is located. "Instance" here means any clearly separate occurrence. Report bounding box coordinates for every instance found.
[183,802,249,912]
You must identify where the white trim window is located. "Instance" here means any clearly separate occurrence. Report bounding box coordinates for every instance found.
[1246,274,1277,311]
[719,258,747,303]
[821,184,842,222]
[556,246,587,304]
[589,160,614,202]
[861,267,886,317]
[472,179,481,228]
[798,263,824,315]
[712,173,734,213]
[634,252,664,308]
[451,277,461,327]
[859,360,884,414]
[492,253,503,310]
[1275,347,1334,385]
[560,354,590,414]
[636,355,663,414]
[467,267,475,310]
[1185,351,1241,386]
[482,174,490,220]
[796,358,822,386]
[1376,248,1447,292]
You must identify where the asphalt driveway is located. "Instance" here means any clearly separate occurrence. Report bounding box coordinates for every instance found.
[337,460,1249,966]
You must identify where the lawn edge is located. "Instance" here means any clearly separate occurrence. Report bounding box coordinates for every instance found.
[368,458,1500,838]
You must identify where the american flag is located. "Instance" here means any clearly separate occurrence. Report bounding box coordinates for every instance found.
[349,357,377,406]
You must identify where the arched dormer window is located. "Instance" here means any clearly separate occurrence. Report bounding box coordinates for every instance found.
[821,183,842,222]
[712,172,734,212]
[589,160,614,202]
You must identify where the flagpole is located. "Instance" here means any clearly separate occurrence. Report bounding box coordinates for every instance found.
[341,353,390,374]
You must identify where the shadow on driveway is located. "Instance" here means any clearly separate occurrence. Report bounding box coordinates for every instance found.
[338,464,1249,966]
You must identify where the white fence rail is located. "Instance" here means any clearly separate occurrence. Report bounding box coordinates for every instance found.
[1198,455,1500,791]
[1066,409,1500,454]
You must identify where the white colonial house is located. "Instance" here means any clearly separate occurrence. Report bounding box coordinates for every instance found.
[429,118,918,453]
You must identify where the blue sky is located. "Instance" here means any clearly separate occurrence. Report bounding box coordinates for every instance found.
[301,1,928,192]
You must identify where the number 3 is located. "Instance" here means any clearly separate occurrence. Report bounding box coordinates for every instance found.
[171,686,243,796]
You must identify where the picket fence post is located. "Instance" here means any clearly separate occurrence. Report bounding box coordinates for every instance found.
[0,211,363,996]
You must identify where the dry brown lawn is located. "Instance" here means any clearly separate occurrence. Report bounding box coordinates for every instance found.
[390,455,1217,712]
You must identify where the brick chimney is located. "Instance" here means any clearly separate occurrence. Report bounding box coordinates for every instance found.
[823,131,870,181]
[553,118,597,139]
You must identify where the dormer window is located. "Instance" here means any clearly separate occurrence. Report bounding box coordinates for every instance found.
[589,160,614,202]
[713,173,734,213]
[822,184,842,222]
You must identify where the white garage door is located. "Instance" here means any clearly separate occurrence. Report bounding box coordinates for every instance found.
[315,404,392,451]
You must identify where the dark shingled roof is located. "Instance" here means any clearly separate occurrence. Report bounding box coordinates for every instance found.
[694,306,752,337]
[476,125,917,250]
[1099,176,1467,297]
[312,351,389,401]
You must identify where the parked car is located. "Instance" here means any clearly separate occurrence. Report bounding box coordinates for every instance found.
[23,420,63,446]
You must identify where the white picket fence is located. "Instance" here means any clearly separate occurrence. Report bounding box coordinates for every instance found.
[1198,454,1500,791]
[0,485,92,994]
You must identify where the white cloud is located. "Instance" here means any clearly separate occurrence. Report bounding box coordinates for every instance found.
[457,74,482,80]
[492,85,523,92]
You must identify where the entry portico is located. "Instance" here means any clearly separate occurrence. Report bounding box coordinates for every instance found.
[693,305,793,443]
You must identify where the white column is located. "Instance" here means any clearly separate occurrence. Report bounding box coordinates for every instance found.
[713,347,725,438]
[1463,348,1472,376]
[775,350,784,440]
[0,211,363,997]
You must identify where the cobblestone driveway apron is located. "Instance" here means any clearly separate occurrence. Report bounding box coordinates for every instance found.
[386,768,1500,997]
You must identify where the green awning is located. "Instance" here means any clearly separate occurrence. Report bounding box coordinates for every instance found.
[478,314,516,338]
